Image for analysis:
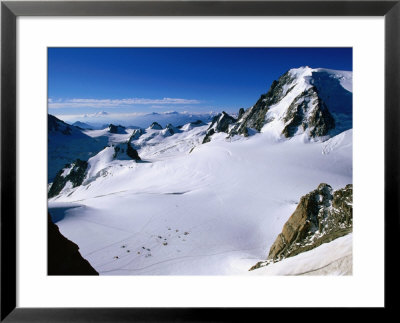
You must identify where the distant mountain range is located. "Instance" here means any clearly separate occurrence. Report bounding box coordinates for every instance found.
[58,111,217,130]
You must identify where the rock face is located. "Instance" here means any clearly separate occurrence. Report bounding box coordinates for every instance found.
[230,71,295,137]
[202,111,237,143]
[129,128,144,141]
[48,159,88,198]
[48,114,73,135]
[281,87,335,138]
[149,122,163,130]
[250,183,352,270]
[48,114,107,182]
[164,123,178,136]
[108,124,126,134]
[126,141,141,161]
[48,213,98,275]
[190,120,206,126]
[112,141,141,161]
[201,67,352,143]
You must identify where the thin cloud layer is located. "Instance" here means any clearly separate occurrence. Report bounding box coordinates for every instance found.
[48,97,201,109]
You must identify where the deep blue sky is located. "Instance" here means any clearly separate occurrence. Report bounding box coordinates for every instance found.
[48,48,352,118]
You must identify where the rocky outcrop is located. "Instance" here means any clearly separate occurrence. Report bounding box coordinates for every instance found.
[203,67,352,142]
[237,108,245,120]
[229,71,295,137]
[48,114,85,136]
[48,213,98,275]
[48,114,107,182]
[48,114,69,133]
[48,159,88,198]
[149,122,163,130]
[126,141,141,161]
[164,123,178,136]
[281,87,335,138]
[190,120,206,126]
[202,111,236,143]
[112,141,141,161]
[129,128,144,141]
[108,124,126,134]
[250,183,352,270]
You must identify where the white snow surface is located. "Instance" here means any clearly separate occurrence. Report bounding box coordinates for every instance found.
[60,164,74,178]
[48,118,108,182]
[49,121,353,275]
[315,68,353,92]
[248,233,352,276]
[260,66,352,141]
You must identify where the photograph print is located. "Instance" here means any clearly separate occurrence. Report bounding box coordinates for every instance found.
[47,48,353,276]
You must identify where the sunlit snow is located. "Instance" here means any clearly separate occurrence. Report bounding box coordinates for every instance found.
[48,68,353,275]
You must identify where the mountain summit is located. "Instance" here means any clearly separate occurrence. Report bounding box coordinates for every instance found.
[205,67,352,142]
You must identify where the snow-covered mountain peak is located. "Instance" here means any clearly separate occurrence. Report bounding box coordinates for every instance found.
[312,68,353,92]
[148,122,163,130]
[287,66,352,92]
[205,67,352,143]
[288,65,313,78]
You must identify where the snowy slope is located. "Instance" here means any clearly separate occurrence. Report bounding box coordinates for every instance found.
[133,123,207,161]
[49,127,352,275]
[49,122,208,197]
[48,67,352,275]
[260,66,352,140]
[48,115,108,182]
[248,233,352,276]
[217,67,352,144]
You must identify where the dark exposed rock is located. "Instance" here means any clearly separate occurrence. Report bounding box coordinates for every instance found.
[191,120,205,126]
[309,70,353,134]
[126,142,141,161]
[62,126,72,135]
[250,183,352,270]
[48,114,108,183]
[48,114,79,136]
[48,159,88,198]
[113,146,121,158]
[165,123,177,136]
[227,68,351,140]
[149,122,163,130]
[237,108,245,120]
[129,128,144,141]
[112,141,141,161]
[202,129,215,144]
[281,87,335,138]
[213,112,236,132]
[48,213,98,275]
[108,124,126,134]
[229,71,295,137]
[48,114,64,132]
[202,111,236,143]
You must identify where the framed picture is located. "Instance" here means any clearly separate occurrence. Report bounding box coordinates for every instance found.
[1,0,398,320]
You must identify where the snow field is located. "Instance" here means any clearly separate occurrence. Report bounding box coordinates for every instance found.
[50,126,352,275]
[49,67,353,275]
[248,233,352,276]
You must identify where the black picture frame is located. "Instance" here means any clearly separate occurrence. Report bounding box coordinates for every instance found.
[1,0,398,321]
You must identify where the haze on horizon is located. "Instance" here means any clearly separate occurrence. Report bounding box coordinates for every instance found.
[48,47,352,125]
